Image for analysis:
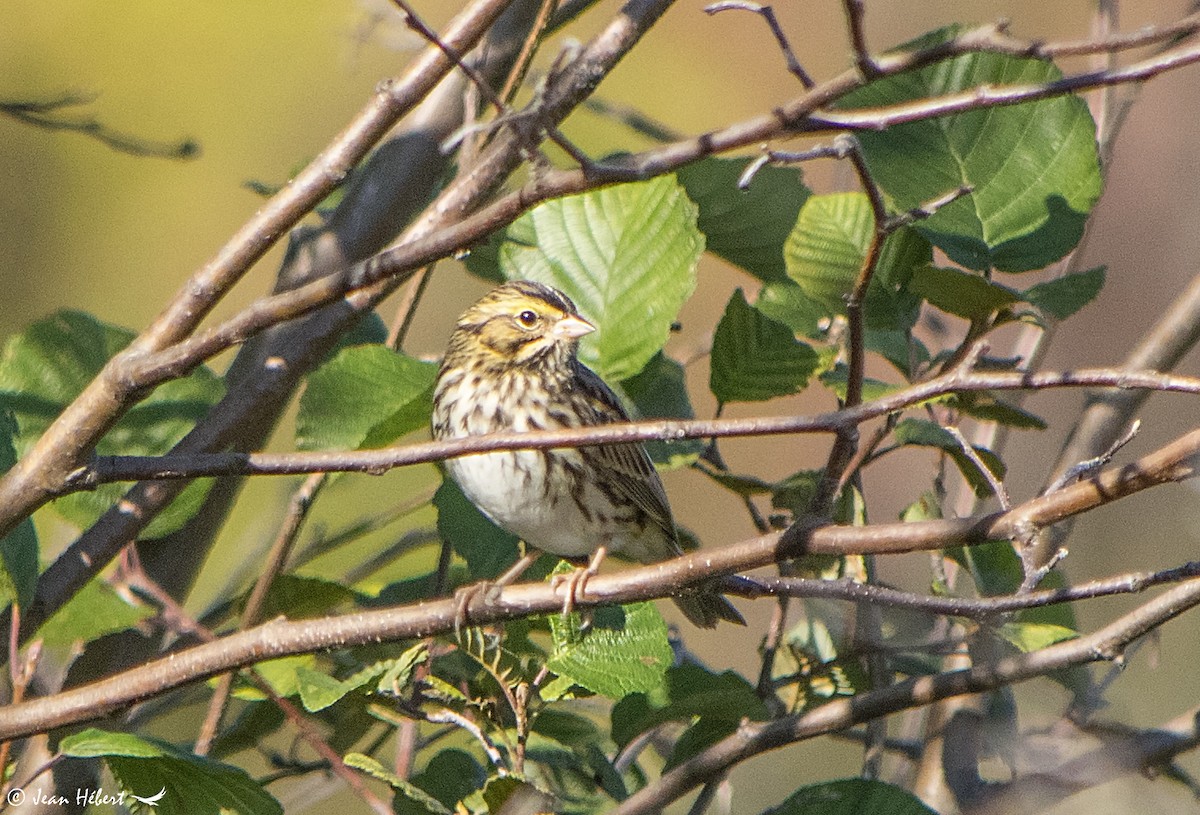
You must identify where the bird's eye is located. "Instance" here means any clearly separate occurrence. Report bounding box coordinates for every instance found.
[515,309,539,329]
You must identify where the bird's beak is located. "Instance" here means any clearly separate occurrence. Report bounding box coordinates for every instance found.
[552,315,596,340]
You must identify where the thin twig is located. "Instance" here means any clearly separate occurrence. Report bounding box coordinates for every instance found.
[194,471,331,756]
[69,367,1200,486]
[705,2,815,87]
[841,0,880,77]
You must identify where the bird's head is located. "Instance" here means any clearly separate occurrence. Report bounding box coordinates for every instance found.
[446,280,596,372]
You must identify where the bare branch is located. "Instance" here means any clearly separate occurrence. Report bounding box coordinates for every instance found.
[4,424,1200,741]
[63,367,1200,486]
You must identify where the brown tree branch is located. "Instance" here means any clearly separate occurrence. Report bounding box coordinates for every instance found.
[0,0,520,540]
[60,367,1200,486]
[3,423,1200,741]
[610,576,1200,815]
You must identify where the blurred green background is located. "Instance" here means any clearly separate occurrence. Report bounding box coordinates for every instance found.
[4,1,1200,811]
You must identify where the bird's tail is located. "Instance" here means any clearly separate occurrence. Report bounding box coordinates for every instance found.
[672,585,745,629]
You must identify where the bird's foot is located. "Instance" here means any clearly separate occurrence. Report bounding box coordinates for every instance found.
[452,551,542,636]
[550,546,608,627]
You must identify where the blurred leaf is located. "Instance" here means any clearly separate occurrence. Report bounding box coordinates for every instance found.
[611,663,767,749]
[839,28,1102,272]
[0,310,223,537]
[865,328,929,376]
[952,392,1047,429]
[344,753,452,815]
[297,344,436,450]
[61,728,281,815]
[434,477,520,580]
[405,750,487,815]
[677,156,809,281]
[482,777,557,815]
[256,575,358,620]
[784,193,927,330]
[35,578,152,646]
[208,702,285,761]
[0,411,36,608]
[1023,266,1106,319]
[477,175,703,381]
[710,289,819,403]
[769,470,821,516]
[997,621,1078,653]
[818,367,901,403]
[908,265,1020,320]
[295,666,350,713]
[765,778,936,815]
[229,655,315,701]
[755,280,829,338]
[619,352,704,468]
[893,418,1005,498]
[946,540,1022,598]
[548,593,672,699]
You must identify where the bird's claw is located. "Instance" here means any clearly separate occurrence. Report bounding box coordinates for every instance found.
[452,580,503,637]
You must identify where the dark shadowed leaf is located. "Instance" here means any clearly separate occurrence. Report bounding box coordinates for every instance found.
[677,156,810,281]
[1022,266,1106,319]
[765,778,936,815]
[0,311,223,538]
[619,352,704,468]
[434,477,520,580]
[61,728,281,815]
[710,289,819,403]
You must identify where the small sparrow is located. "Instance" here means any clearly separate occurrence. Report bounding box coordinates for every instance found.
[432,280,743,628]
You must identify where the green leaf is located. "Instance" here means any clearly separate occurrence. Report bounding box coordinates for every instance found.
[256,574,358,620]
[766,778,937,815]
[60,728,281,815]
[0,411,36,609]
[1022,266,1106,319]
[892,418,1005,498]
[0,311,224,538]
[35,578,153,646]
[482,777,556,815]
[946,540,1022,598]
[619,352,703,469]
[818,367,900,404]
[548,595,673,699]
[783,193,928,330]
[755,280,829,339]
[908,265,1020,320]
[344,753,452,815]
[997,621,1078,652]
[839,28,1102,272]
[434,477,520,580]
[952,392,1047,429]
[230,655,315,700]
[611,663,767,750]
[710,289,819,403]
[406,749,487,814]
[480,175,703,381]
[677,156,810,281]
[297,344,436,451]
[295,667,354,712]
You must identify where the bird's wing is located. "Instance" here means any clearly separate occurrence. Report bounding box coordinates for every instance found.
[573,363,678,543]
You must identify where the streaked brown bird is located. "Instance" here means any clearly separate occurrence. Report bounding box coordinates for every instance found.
[431,280,743,628]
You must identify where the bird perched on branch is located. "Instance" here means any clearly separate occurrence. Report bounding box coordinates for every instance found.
[432,280,743,628]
